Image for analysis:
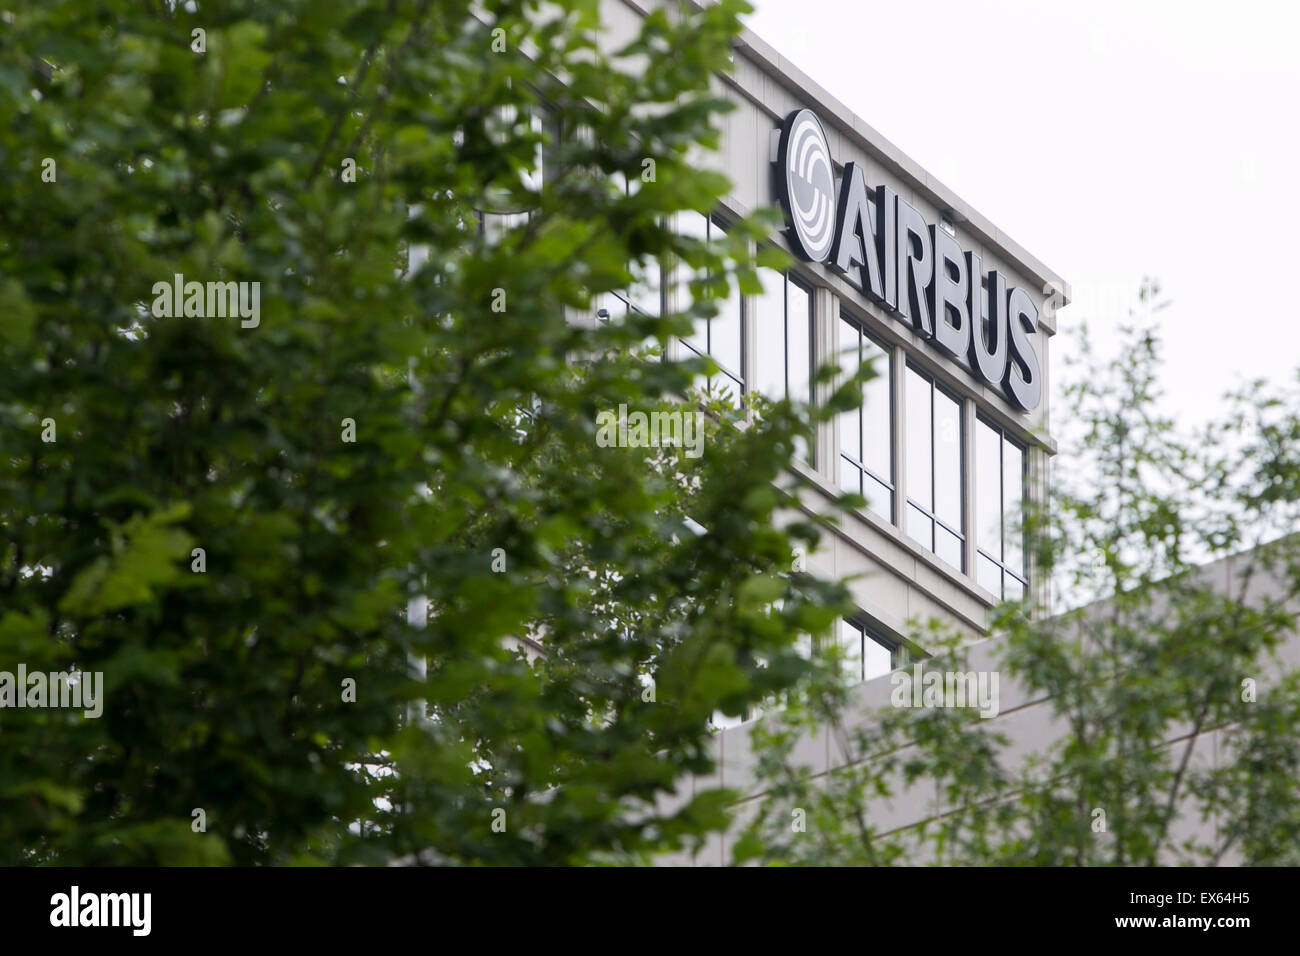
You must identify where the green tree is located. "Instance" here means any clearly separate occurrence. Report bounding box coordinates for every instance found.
[0,0,863,864]
[739,291,1300,866]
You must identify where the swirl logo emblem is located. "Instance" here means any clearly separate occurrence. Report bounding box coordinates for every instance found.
[776,109,836,262]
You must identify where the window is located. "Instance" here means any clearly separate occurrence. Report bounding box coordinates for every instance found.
[755,268,814,460]
[481,106,546,241]
[976,418,1027,601]
[678,212,742,404]
[838,618,898,684]
[838,315,893,521]
[754,269,813,405]
[905,366,964,571]
[604,170,662,319]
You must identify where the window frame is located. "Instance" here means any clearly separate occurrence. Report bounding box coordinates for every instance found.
[904,362,966,572]
[975,414,1029,601]
[606,170,663,320]
[677,212,744,402]
[838,311,895,522]
[753,267,815,405]
[837,617,903,684]
[752,265,817,463]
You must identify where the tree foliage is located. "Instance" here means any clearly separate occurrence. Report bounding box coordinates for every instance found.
[742,296,1300,866]
[0,0,861,864]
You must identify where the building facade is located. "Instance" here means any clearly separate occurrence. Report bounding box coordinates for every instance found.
[583,0,1083,865]
[588,0,1300,872]
[598,0,1068,675]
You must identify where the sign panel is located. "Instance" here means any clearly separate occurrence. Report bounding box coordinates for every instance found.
[774,109,1041,412]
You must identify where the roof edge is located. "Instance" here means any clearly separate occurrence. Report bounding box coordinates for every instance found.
[729,25,1071,321]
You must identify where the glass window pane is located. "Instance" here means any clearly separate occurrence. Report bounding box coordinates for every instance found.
[863,635,893,682]
[934,389,962,529]
[687,316,708,353]
[838,319,861,462]
[1005,574,1025,603]
[1004,437,1025,576]
[862,336,892,481]
[865,474,892,523]
[629,257,660,316]
[936,525,962,570]
[787,281,811,405]
[679,210,709,240]
[483,211,509,242]
[839,619,863,683]
[907,503,933,550]
[710,220,742,377]
[678,212,709,352]
[840,456,862,496]
[711,373,743,408]
[523,111,544,193]
[712,288,742,375]
[975,419,1002,558]
[977,553,1002,597]
[905,368,932,510]
[755,268,786,399]
[691,368,711,400]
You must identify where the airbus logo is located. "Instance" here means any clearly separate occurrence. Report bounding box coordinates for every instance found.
[776,109,836,262]
[773,109,1042,413]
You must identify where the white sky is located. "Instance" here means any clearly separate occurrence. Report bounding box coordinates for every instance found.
[744,0,1300,431]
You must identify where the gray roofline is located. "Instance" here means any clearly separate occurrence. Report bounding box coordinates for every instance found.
[612,0,1070,325]
[729,24,1071,322]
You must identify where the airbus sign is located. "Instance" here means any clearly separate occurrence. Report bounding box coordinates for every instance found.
[774,109,1041,412]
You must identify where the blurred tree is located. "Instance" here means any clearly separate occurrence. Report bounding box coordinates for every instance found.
[739,301,1300,867]
[0,0,864,864]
